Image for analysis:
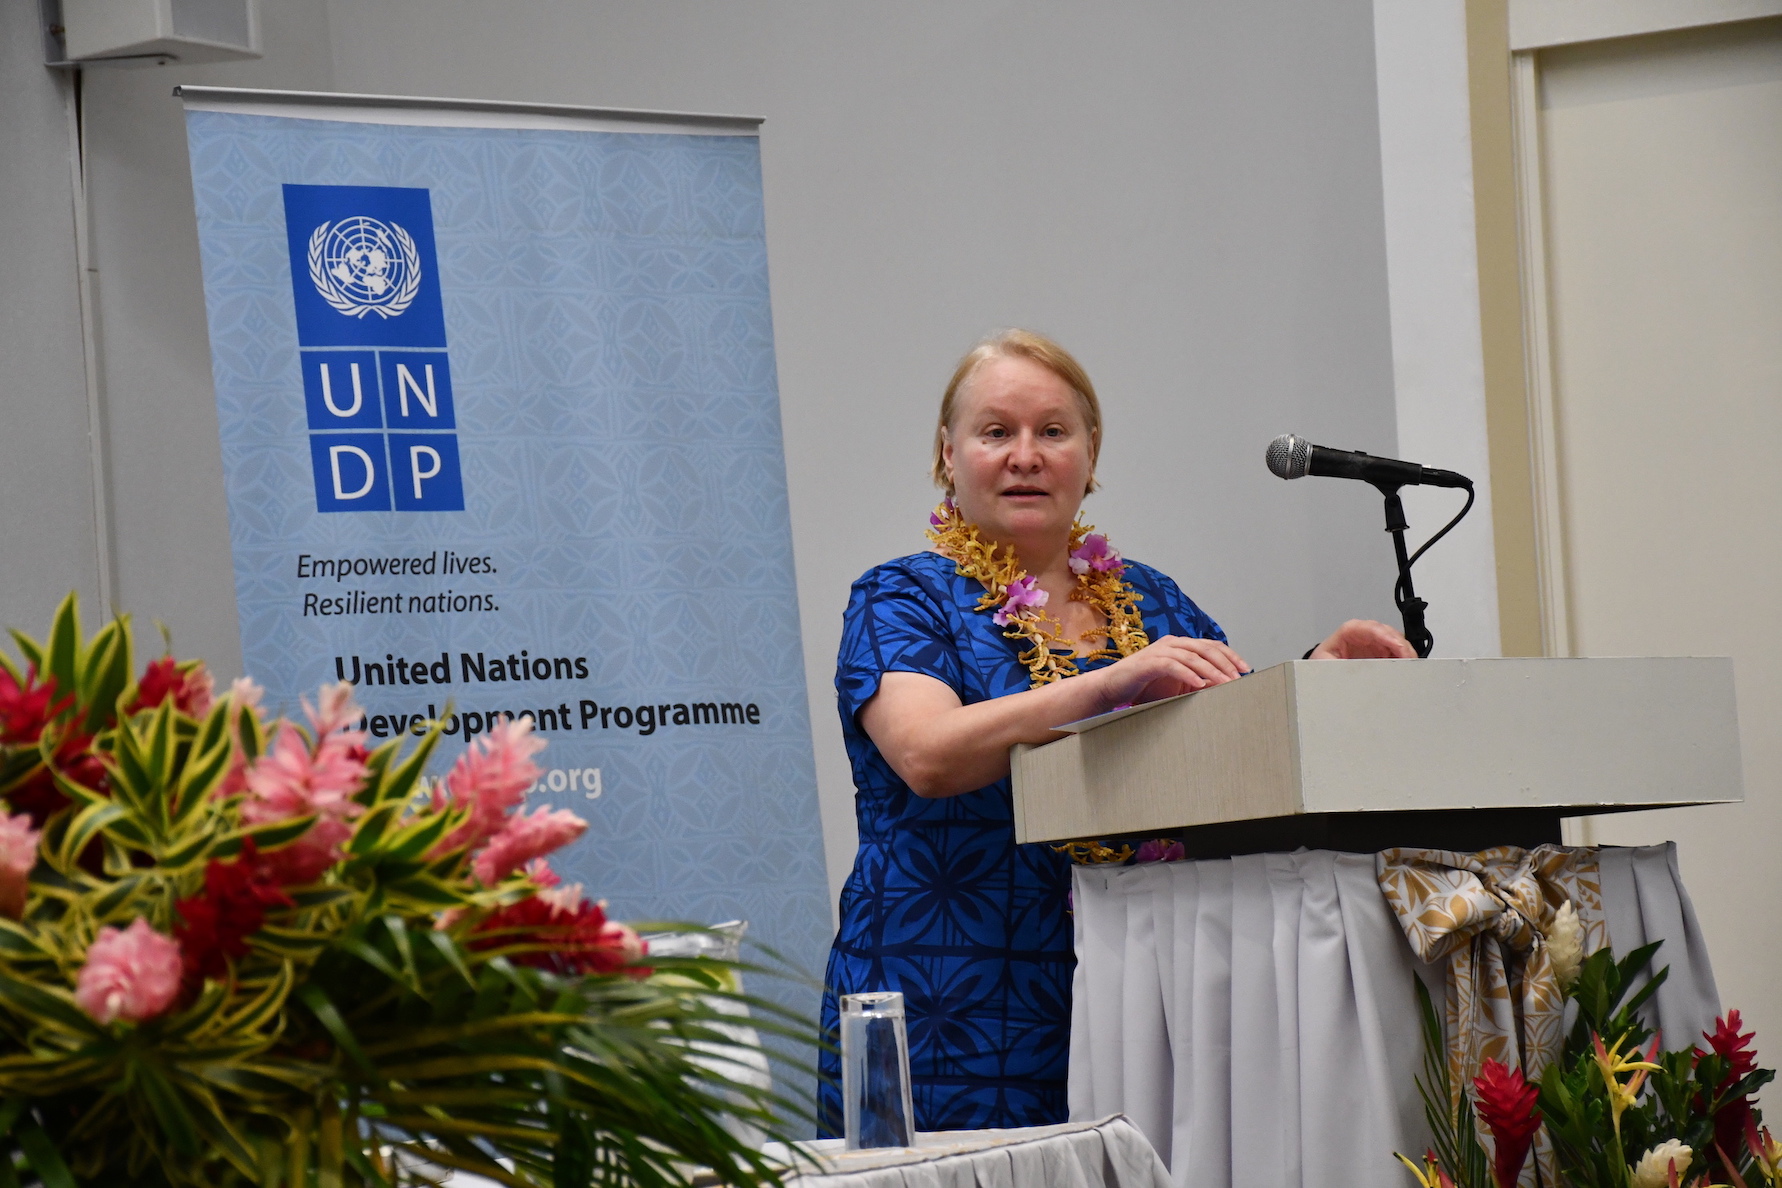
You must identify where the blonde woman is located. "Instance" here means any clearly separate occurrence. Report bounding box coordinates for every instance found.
[820,330,1410,1133]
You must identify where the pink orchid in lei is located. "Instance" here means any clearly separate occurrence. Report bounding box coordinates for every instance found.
[0,812,40,919]
[1133,838,1185,864]
[75,918,183,1025]
[929,497,957,528]
[993,575,1049,626]
[1069,532,1123,576]
[435,716,548,855]
[473,806,588,886]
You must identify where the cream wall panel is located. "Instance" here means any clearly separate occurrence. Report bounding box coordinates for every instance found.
[1538,18,1782,1038]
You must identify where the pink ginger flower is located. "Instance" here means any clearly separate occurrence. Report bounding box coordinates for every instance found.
[0,812,40,919]
[215,677,267,800]
[75,918,183,1024]
[436,717,547,854]
[526,859,587,913]
[993,575,1049,626]
[240,717,368,884]
[229,677,265,713]
[1069,532,1123,576]
[473,807,588,885]
[305,680,361,739]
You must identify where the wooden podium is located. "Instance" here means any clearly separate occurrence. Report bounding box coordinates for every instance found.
[1011,657,1744,856]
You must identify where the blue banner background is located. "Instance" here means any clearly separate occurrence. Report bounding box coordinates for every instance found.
[183,109,830,1072]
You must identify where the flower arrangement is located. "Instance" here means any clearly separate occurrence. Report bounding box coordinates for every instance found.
[1400,938,1776,1188]
[0,595,808,1187]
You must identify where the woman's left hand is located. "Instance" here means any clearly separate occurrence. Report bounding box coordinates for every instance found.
[1310,619,1417,659]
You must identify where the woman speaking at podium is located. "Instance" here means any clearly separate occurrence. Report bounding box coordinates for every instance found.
[819,329,1413,1134]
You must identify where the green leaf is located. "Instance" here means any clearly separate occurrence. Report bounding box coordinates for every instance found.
[249,926,333,960]
[380,873,464,909]
[287,886,358,911]
[225,961,294,1035]
[42,594,81,709]
[136,1061,203,1157]
[141,701,179,816]
[423,928,475,989]
[367,723,441,808]
[342,938,413,993]
[15,1115,78,1188]
[155,829,213,871]
[54,800,128,871]
[381,811,454,863]
[213,815,319,859]
[382,915,418,985]
[295,983,374,1076]
[347,801,405,854]
[0,1098,26,1139]
[235,702,263,764]
[0,976,106,1039]
[79,619,131,735]
[173,736,234,816]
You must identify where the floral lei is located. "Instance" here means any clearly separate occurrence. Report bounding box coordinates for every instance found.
[926,498,1150,687]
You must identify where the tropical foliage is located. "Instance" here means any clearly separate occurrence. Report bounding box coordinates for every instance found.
[0,594,811,1187]
[1402,939,1776,1188]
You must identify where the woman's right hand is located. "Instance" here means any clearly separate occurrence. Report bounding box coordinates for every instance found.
[1091,635,1250,709]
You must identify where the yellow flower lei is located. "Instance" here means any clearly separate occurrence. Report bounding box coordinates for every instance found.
[925,499,1150,688]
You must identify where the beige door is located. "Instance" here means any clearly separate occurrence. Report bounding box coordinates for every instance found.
[1533,19,1782,1039]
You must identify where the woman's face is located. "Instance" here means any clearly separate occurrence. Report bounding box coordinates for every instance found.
[943,355,1095,550]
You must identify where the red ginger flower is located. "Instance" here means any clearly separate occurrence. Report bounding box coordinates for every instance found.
[469,893,649,979]
[174,839,294,998]
[131,657,214,718]
[8,730,109,830]
[1474,1059,1542,1188]
[0,666,69,746]
[0,666,104,829]
[1696,1010,1760,1156]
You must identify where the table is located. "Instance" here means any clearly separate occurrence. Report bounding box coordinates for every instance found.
[1068,843,1720,1188]
[763,1115,1170,1188]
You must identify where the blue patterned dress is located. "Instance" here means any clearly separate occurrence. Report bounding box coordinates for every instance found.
[819,549,1226,1133]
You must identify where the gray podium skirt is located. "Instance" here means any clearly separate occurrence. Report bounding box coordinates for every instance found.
[1066,844,1717,1188]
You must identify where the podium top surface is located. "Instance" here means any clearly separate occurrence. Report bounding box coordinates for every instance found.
[1011,656,1744,845]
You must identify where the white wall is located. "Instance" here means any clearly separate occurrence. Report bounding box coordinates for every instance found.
[23,0,1425,902]
[1373,0,1504,659]
[0,6,103,634]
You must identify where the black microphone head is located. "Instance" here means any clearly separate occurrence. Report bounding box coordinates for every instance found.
[1266,433,1311,480]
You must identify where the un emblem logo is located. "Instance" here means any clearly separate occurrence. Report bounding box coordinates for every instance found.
[306,216,422,319]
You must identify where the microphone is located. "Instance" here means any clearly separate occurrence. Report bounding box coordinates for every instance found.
[1265,434,1471,490]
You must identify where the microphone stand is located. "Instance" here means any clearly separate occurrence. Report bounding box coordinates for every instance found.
[1374,483,1433,659]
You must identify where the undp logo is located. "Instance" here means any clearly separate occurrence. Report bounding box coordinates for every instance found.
[283,185,461,513]
[307,216,423,319]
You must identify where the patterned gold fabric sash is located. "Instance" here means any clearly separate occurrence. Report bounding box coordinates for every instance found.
[1376,845,1607,1186]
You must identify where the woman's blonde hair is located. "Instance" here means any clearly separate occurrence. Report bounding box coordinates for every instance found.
[932,328,1102,495]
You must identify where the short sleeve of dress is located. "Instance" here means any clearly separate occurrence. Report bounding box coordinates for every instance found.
[1128,561,1229,644]
[835,561,963,727]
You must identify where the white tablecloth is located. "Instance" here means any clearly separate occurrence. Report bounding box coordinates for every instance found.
[1068,843,1719,1188]
[767,1115,1171,1188]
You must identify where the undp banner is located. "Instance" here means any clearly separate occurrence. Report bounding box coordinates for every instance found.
[178,90,830,1017]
